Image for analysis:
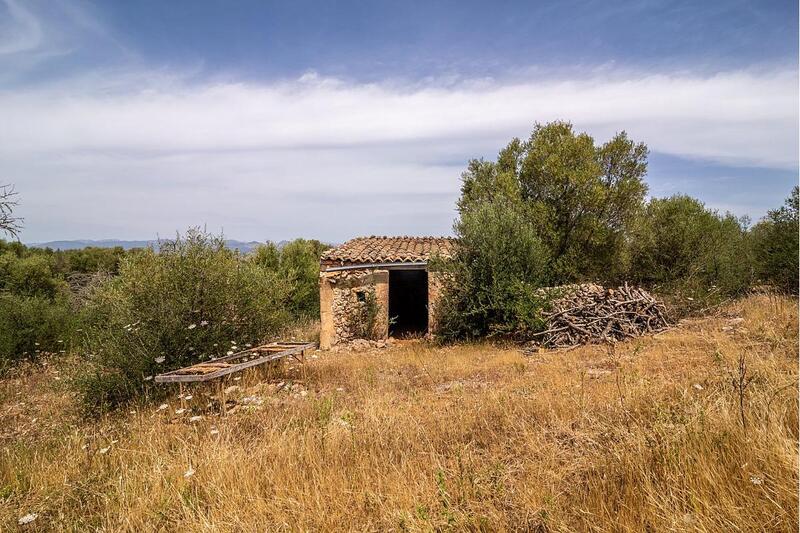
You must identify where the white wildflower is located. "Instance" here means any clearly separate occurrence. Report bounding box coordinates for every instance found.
[18,513,38,525]
[750,475,763,485]
[210,427,219,435]
[99,446,110,454]
[187,324,197,330]
[693,383,703,391]
[245,343,252,348]
[184,467,195,479]
[226,351,234,356]
[200,320,209,326]
[189,415,203,422]
[175,408,186,415]
[157,403,169,411]
[144,375,153,381]
[155,356,166,364]
[184,395,193,401]
[233,376,241,381]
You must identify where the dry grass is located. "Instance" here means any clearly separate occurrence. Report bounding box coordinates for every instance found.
[0,294,797,531]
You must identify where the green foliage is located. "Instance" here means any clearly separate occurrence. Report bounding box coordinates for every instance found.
[251,239,328,318]
[751,187,798,294]
[459,121,648,283]
[52,246,128,275]
[433,199,551,342]
[438,121,649,340]
[276,239,329,317]
[628,195,754,307]
[0,252,66,298]
[0,294,79,371]
[77,229,293,412]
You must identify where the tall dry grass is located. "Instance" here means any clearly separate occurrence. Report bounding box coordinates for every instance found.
[0,294,797,531]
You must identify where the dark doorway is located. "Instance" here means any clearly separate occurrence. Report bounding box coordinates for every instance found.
[389,269,428,337]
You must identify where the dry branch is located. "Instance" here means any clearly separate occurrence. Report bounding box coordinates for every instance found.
[531,283,670,348]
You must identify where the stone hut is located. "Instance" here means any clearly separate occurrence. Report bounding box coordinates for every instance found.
[319,236,455,349]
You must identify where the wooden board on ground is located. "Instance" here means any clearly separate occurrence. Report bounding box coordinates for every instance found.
[154,342,315,383]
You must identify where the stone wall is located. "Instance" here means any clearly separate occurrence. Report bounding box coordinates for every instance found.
[319,269,388,349]
[427,271,445,335]
[320,266,450,349]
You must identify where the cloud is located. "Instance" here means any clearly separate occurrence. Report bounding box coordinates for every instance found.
[2,68,797,167]
[2,67,797,241]
[0,0,43,55]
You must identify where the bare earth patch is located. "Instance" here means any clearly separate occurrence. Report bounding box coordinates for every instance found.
[0,295,797,531]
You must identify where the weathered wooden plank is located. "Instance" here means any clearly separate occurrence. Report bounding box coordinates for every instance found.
[154,342,315,383]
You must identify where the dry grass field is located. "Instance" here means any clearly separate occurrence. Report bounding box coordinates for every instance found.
[0,294,797,531]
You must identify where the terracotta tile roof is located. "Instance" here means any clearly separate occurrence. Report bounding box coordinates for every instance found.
[321,236,456,266]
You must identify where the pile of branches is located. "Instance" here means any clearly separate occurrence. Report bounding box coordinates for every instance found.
[531,283,669,348]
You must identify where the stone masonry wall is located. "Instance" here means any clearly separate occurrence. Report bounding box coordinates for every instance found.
[427,271,445,335]
[319,269,388,349]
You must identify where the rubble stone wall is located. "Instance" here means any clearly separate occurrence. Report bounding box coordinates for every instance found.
[427,271,446,334]
[319,269,388,349]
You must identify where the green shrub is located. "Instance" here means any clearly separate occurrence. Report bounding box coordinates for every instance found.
[0,294,79,371]
[250,239,329,319]
[77,229,293,412]
[627,195,754,309]
[54,246,128,275]
[0,252,66,299]
[751,187,798,294]
[433,199,551,342]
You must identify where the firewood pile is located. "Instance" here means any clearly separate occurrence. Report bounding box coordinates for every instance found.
[531,283,669,348]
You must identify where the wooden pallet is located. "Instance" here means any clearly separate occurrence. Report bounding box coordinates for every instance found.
[154,341,315,383]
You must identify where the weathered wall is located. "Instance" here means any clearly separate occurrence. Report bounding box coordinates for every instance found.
[319,269,389,349]
[427,271,445,335]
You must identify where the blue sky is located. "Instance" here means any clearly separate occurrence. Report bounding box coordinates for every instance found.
[1,0,797,242]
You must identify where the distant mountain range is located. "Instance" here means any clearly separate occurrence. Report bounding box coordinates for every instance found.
[28,239,289,253]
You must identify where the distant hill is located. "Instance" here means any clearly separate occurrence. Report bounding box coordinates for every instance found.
[28,239,289,253]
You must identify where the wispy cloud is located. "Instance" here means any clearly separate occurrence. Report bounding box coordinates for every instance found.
[3,68,797,166]
[0,0,43,55]
[4,66,796,242]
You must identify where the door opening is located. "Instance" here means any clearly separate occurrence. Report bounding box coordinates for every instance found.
[389,270,428,337]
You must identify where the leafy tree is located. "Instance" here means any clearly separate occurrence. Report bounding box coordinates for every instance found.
[436,121,650,340]
[751,187,799,294]
[459,121,648,283]
[628,195,753,305]
[278,239,329,317]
